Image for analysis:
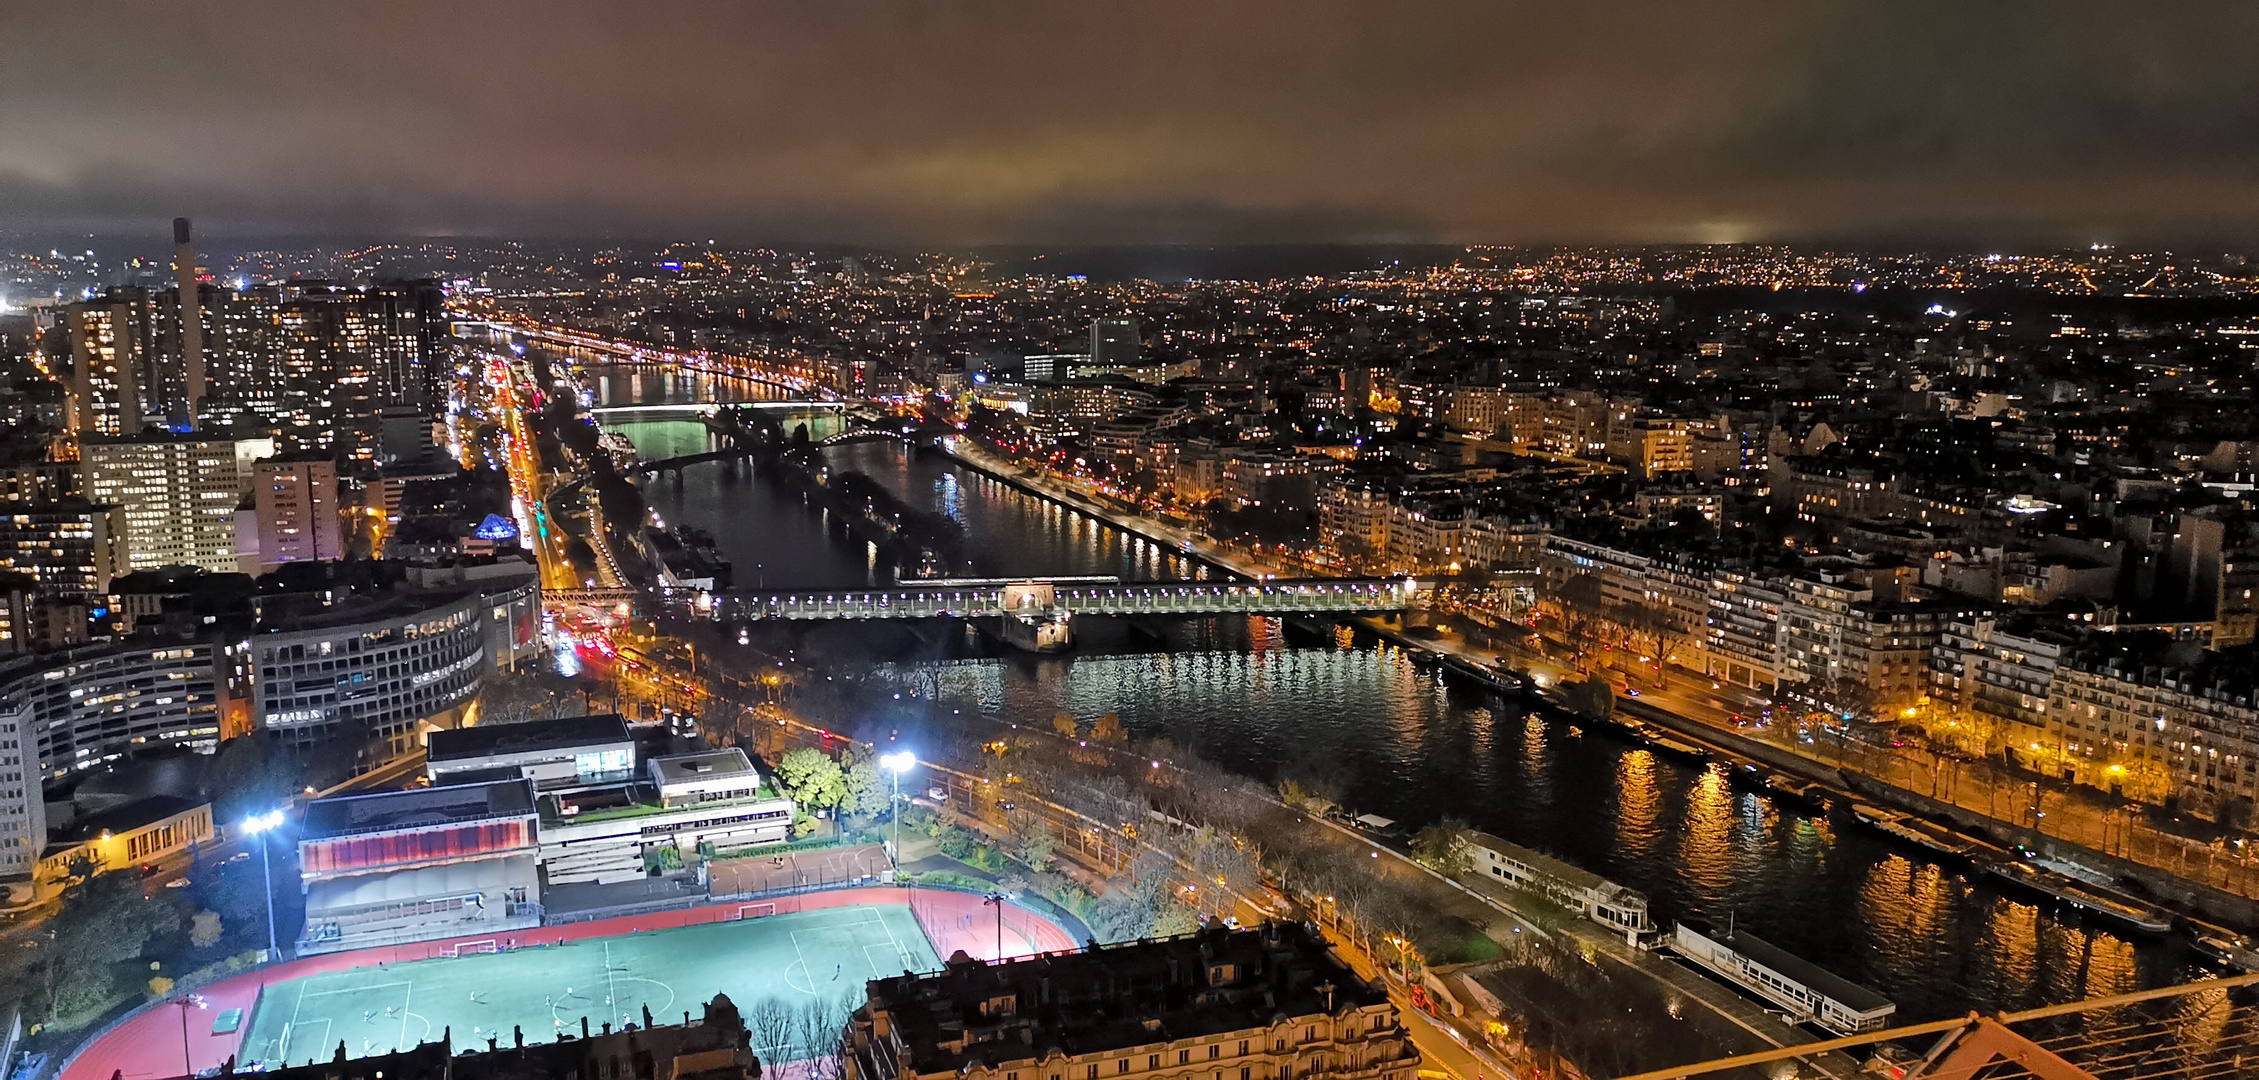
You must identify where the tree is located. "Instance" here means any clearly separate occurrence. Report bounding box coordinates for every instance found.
[1550,574,1608,659]
[1151,903,1201,937]
[39,871,185,1020]
[745,997,794,1063]
[189,911,223,949]
[838,751,890,823]
[188,847,269,937]
[1277,778,1337,818]
[475,669,586,725]
[1051,712,1080,738]
[203,736,299,827]
[1412,817,1475,876]
[1012,823,1057,874]
[1824,676,1879,731]
[1089,712,1126,744]
[1277,742,1351,817]
[791,993,857,1080]
[1564,678,1616,722]
[775,747,847,810]
[1187,827,1259,896]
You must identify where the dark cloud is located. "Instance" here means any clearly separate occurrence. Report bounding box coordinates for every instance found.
[3,2,2257,246]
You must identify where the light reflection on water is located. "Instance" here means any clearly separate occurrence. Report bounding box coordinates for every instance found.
[600,369,2196,1024]
[1677,766,1736,902]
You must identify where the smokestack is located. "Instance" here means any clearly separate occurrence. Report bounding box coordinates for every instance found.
[172,217,203,428]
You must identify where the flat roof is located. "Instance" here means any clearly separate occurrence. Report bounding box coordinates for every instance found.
[649,748,759,786]
[302,778,535,840]
[1470,831,1615,895]
[1679,919,1893,1014]
[62,795,203,843]
[427,714,631,764]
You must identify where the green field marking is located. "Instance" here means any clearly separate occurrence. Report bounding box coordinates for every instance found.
[243,905,941,1069]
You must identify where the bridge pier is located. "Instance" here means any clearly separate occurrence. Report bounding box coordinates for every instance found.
[978,612,1074,653]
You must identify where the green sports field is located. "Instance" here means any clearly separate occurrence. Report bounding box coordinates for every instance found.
[240,905,940,1068]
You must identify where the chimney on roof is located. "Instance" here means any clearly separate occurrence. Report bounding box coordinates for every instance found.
[172,217,204,427]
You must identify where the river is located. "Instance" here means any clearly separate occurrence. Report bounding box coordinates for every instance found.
[583,363,2200,1026]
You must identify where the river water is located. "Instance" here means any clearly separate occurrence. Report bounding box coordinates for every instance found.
[585,363,2198,1025]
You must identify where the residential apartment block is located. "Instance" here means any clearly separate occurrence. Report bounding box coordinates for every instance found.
[843,923,1418,1080]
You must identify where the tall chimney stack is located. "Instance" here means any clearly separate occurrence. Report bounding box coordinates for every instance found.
[172,217,204,427]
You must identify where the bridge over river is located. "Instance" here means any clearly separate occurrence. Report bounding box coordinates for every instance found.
[547,576,1412,650]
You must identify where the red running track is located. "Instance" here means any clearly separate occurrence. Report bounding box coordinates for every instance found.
[62,887,1076,1080]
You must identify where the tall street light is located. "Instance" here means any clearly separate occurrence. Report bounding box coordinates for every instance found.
[239,809,288,961]
[174,993,209,1076]
[982,891,1017,961]
[880,752,916,873]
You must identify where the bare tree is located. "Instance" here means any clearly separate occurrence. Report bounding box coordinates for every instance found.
[745,997,795,1065]
[791,993,857,1080]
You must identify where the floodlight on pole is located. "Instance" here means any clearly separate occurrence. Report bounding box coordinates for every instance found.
[238,809,288,961]
[880,751,915,871]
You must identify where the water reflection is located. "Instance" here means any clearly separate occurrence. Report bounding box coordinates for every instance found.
[1678,766,1735,902]
[1615,751,1663,863]
[595,365,2193,1023]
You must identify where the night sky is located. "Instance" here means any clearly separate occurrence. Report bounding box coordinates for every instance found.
[6,2,2259,246]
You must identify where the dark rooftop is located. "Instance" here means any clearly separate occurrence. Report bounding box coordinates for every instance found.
[862,922,1386,1075]
[60,794,203,844]
[148,992,754,1080]
[301,778,535,840]
[428,714,632,764]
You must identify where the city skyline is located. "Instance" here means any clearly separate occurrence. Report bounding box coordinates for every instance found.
[5,10,2259,1080]
[8,4,2259,247]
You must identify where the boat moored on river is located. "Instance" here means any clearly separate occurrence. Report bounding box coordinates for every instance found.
[1984,856,2174,935]
[1669,918,1898,1035]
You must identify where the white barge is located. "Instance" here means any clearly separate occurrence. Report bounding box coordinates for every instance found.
[1670,918,1897,1035]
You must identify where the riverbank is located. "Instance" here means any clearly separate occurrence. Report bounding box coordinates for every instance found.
[923,434,2258,939]
[729,680,1849,1079]
[929,436,1281,581]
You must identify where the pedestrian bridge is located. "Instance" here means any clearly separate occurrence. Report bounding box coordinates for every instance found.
[678,576,1412,621]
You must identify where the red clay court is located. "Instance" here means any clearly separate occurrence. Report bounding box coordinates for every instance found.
[61,887,1075,1080]
[706,843,892,898]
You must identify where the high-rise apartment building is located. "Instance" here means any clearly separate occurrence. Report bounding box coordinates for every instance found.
[201,284,284,423]
[0,696,44,887]
[249,455,342,571]
[0,499,128,598]
[1091,316,1141,366]
[80,432,274,573]
[63,236,449,449]
[844,923,1418,1080]
[270,281,450,456]
[67,287,153,436]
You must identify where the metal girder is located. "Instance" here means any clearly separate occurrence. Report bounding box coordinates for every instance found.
[1910,1015,2096,1080]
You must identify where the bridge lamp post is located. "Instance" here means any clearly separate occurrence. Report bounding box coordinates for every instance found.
[881,751,917,871]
